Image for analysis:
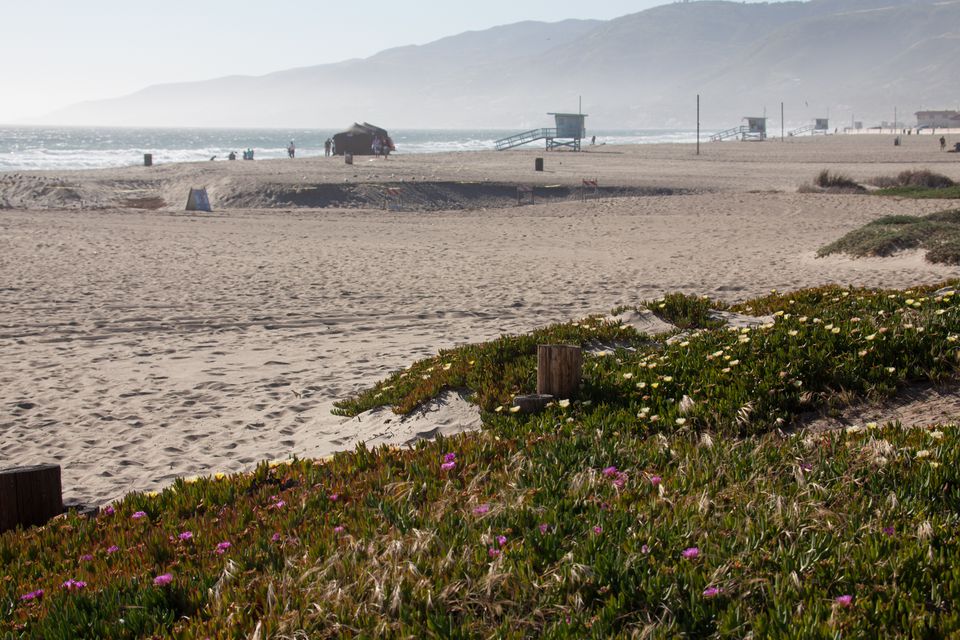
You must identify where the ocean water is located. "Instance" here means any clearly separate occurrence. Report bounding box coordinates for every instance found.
[0,126,709,172]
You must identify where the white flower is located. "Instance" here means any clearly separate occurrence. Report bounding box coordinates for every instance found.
[558,399,571,408]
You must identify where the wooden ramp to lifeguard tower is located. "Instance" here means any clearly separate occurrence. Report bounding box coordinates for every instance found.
[789,119,829,137]
[496,128,557,151]
[496,112,587,151]
[710,126,748,142]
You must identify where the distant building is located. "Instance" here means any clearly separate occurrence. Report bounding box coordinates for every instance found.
[916,110,960,129]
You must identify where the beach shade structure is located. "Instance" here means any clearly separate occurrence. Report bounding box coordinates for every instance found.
[332,123,395,156]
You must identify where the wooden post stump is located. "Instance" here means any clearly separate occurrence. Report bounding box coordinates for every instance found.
[513,393,553,414]
[0,464,63,533]
[537,345,582,399]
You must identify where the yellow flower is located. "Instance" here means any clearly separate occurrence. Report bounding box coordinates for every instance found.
[495,405,504,413]
[675,418,687,426]
[721,367,731,373]
[214,472,227,480]
[799,316,808,323]
[831,327,841,334]
[886,367,896,374]
[509,405,521,413]
[825,324,834,330]
[558,399,571,408]
[680,341,690,347]
[443,363,452,371]
[929,430,944,440]
[916,449,931,459]
[144,491,159,498]
[788,330,799,337]
[183,476,199,484]
[930,461,941,468]
[729,360,740,366]
[623,372,634,380]
[866,422,878,430]
[650,382,660,389]
[866,333,876,341]
[636,382,647,389]
[662,376,673,383]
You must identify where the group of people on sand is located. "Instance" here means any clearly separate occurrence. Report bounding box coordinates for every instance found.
[372,135,394,159]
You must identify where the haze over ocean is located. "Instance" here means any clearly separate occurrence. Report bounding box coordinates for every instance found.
[0,126,709,171]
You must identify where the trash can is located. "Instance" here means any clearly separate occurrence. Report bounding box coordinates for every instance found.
[144,153,153,167]
[345,153,354,165]
[535,157,544,172]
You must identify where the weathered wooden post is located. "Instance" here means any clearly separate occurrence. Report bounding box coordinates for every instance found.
[537,345,582,399]
[0,464,63,533]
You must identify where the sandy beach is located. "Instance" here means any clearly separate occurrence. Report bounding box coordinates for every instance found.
[2,133,959,506]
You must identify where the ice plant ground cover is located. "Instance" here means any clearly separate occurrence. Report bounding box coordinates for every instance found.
[2,283,960,638]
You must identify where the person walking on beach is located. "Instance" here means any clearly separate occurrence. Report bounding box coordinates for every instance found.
[288,141,296,159]
[324,138,332,157]
[940,136,947,151]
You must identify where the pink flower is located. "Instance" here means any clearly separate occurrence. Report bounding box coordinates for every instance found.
[801,463,813,472]
[215,541,232,555]
[593,525,603,535]
[496,535,507,547]
[178,531,193,542]
[650,475,662,487]
[102,505,115,516]
[80,554,94,562]
[835,594,853,607]
[641,544,650,554]
[612,474,626,489]
[703,586,721,597]
[473,503,490,515]
[153,573,173,587]
[444,453,457,464]
[488,547,500,558]
[882,526,895,536]
[539,523,550,534]
[440,461,456,472]
[62,579,87,590]
[681,547,700,559]
[329,493,339,502]
[20,589,44,602]
[273,500,286,509]
[271,532,282,543]
[132,511,147,520]
[602,466,619,478]
[107,545,120,554]
[333,526,345,534]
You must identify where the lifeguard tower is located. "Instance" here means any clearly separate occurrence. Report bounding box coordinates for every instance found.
[495,112,588,151]
[789,118,830,136]
[711,116,768,141]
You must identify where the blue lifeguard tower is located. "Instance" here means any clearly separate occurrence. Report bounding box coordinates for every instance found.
[495,112,588,151]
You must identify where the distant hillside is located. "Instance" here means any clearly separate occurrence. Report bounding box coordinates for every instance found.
[39,0,960,130]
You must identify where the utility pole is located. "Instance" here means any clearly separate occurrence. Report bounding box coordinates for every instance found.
[697,94,700,156]
[781,102,785,141]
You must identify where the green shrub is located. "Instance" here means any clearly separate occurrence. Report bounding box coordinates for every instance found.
[819,209,960,264]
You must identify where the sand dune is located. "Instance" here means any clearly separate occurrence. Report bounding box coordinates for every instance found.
[1,135,958,506]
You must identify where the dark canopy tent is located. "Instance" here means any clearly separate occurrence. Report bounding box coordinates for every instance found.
[332,122,394,156]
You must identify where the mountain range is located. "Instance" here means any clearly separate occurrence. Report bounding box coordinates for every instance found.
[40,0,960,130]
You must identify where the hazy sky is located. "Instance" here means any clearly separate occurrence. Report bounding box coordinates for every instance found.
[0,0,675,123]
